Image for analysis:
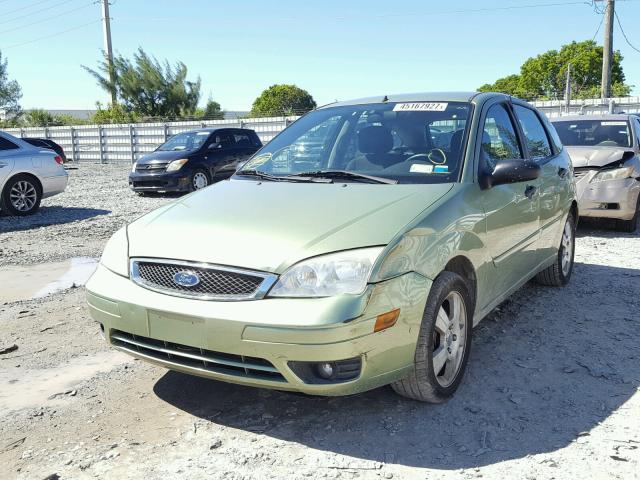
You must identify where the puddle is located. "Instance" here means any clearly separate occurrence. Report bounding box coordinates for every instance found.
[0,351,131,413]
[0,257,98,303]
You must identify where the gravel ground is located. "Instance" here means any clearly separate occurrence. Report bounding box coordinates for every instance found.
[0,164,639,480]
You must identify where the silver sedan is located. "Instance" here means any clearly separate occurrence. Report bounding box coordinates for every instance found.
[551,114,640,232]
[0,130,68,216]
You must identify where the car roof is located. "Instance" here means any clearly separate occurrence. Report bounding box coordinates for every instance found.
[180,127,254,134]
[550,114,638,122]
[321,91,510,109]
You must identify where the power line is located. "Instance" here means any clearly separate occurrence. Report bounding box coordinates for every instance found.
[0,0,77,26]
[614,10,640,53]
[3,19,101,49]
[0,2,94,35]
[1,0,57,16]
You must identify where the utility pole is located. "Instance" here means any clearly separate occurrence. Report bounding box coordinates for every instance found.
[600,0,615,99]
[101,0,117,106]
[565,63,572,114]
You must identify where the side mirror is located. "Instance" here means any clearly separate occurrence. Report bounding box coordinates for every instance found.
[481,159,541,189]
[208,143,222,150]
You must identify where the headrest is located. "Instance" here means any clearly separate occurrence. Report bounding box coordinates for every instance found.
[358,126,393,154]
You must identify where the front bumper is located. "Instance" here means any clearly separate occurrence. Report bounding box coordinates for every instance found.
[85,264,430,396]
[575,175,640,220]
[129,171,191,192]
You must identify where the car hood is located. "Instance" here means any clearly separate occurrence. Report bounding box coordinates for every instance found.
[565,146,636,168]
[137,150,196,164]
[127,179,454,273]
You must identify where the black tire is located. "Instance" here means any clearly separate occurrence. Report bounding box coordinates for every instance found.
[190,169,210,191]
[536,212,575,286]
[618,195,639,233]
[392,271,473,403]
[1,174,42,216]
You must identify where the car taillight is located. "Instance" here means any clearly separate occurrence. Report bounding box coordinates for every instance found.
[54,155,63,165]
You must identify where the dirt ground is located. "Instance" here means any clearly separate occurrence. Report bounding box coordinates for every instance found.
[0,165,638,480]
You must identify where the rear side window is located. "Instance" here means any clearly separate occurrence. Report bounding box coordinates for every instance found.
[233,133,252,147]
[513,105,552,160]
[0,136,19,151]
[481,104,523,171]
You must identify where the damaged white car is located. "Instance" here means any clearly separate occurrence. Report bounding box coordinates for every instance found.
[552,114,640,232]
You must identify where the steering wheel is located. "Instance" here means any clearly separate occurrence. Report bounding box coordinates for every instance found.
[427,148,447,165]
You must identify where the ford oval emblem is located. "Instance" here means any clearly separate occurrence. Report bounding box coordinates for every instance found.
[173,271,200,287]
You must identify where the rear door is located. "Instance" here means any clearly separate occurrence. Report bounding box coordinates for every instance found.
[512,104,570,262]
[0,135,19,187]
[479,101,541,301]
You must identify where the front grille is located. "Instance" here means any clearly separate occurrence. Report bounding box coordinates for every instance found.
[131,258,277,300]
[136,163,168,172]
[110,330,286,382]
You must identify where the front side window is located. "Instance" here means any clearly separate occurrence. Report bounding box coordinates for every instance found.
[0,136,19,151]
[552,120,632,148]
[513,105,552,160]
[238,101,473,184]
[481,104,523,171]
[157,131,211,151]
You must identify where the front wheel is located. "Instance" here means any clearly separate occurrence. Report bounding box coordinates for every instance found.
[190,169,210,191]
[1,174,42,216]
[392,272,473,403]
[536,212,575,286]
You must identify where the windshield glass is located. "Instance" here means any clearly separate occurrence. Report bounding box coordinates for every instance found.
[157,131,211,151]
[237,101,472,184]
[553,120,631,148]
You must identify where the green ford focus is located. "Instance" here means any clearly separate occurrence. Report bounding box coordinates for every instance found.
[86,92,577,402]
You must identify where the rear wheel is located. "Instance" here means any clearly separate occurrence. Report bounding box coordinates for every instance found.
[190,169,210,191]
[618,195,639,233]
[536,212,575,286]
[392,272,473,403]
[1,174,42,216]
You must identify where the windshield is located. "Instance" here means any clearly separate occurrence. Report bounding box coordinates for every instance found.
[237,101,472,184]
[553,120,632,148]
[157,131,211,151]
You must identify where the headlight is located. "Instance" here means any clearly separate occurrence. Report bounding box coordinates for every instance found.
[591,166,634,183]
[100,226,129,277]
[131,161,137,172]
[166,159,189,172]
[269,247,384,298]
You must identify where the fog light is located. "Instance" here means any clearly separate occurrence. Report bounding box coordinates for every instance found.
[316,362,335,379]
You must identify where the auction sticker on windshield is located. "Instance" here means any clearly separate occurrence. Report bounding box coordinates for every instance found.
[601,121,627,126]
[393,103,448,112]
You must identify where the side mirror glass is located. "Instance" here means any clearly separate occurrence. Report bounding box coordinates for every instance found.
[481,159,541,189]
[209,143,222,150]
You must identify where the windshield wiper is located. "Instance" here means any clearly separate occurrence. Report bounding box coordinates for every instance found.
[235,169,316,183]
[289,170,398,184]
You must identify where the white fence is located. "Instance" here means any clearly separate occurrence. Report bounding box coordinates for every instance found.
[5,116,299,163]
[531,96,640,118]
[5,96,640,163]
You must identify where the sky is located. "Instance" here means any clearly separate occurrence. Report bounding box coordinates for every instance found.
[1,0,640,111]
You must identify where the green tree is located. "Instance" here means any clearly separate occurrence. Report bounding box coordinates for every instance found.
[251,84,316,117]
[0,50,22,118]
[92,102,139,124]
[83,48,201,119]
[478,40,632,100]
[195,98,224,119]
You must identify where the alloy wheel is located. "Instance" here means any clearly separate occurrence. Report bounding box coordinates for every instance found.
[560,220,573,276]
[192,172,209,190]
[432,291,467,388]
[9,180,38,212]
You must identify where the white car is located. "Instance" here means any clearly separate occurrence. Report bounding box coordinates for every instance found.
[0,130,68,216]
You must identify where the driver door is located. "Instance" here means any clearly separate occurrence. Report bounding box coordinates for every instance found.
[479,102,541,305]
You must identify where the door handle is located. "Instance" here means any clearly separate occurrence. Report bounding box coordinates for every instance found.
[524,185,538,199]
[558,167,568,178]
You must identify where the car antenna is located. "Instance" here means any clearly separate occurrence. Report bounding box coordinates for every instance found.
[382,95,389,102]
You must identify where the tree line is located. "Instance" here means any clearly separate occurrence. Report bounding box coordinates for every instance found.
[0,40,634,128]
